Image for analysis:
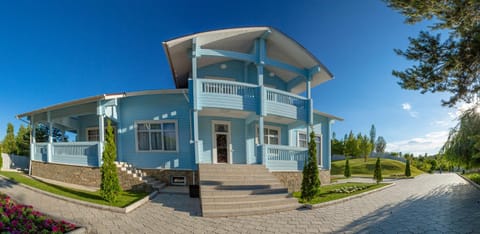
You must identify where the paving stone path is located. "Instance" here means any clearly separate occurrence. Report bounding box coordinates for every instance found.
[0,173,479,233]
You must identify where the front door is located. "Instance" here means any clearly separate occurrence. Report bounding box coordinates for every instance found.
[212,121,231,164]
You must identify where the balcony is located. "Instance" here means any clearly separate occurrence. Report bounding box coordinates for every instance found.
[194,79,308,121]
[32,142,100,167]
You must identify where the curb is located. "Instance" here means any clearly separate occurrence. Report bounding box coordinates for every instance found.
[304,183,395,209]
[456,173,480,191]
[0,174,158,214]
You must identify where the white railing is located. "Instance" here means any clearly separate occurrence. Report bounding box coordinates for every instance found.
[200,79,257,97]
[34,143,48,161]
[52,142,99,166]
[265,145,308,161]
[265,87,307,107]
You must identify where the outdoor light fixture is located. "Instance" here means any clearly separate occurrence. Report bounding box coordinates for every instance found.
[220,64,227,69]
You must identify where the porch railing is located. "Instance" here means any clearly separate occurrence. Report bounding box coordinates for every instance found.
[32,142,100,167]
[264,145,307,171]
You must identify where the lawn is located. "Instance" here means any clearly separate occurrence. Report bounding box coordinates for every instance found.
[331,158,423,178]
[0,171,148,208]
[464,172,480,185]
[293,182,389,204]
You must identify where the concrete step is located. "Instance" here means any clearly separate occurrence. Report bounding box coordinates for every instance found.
[200,187,288,196]
[200,183,285,191]
[201,193,291,203]
[199,179,280,186]
[202,202,301,217]
[202,197,298,210]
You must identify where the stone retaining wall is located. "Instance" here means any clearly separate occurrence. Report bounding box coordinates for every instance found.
[30,161,146,191]
[273,170,330,192]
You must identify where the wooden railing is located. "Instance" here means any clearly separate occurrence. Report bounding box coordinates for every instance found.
[265,88,306,107]
[33,143,48,161]
[265,145,308,161]
[52,142,99,166]
[200,79,257,97]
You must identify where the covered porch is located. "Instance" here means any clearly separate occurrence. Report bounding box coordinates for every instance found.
[17,94,123,167]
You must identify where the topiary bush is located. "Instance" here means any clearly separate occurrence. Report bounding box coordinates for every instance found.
[373,157,383,184]
[100,119,122,203]
[301,131,321,202]
[405,159,411,177]
[344,158,351,178]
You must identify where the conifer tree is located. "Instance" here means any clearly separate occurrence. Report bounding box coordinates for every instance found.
[100,119,122,203]
[405,158,411,177]
[2,123,16,155]
[301,131,320,201]
[344,158,351,178]
[373,157,383,184]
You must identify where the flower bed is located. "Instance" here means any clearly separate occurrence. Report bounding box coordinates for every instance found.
[333,185,368,194]
[0,193,76,233]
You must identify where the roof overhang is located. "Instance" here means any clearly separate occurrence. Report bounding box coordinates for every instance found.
[314,110,344,121]
[16,89,187,119]
[163,26,334,94]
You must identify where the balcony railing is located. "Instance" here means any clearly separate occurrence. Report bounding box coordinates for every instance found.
[197,79,257,112]
[264,144,307,171]
[194,79,309,121]
[32,142,100,167]
[265,88,307,120]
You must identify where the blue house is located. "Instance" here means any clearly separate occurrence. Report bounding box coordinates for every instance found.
[18,27,341,215]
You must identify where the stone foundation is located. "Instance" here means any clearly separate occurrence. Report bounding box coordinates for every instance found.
[141,169,199,186]
[30,161,147,191]
[272,170,330,192]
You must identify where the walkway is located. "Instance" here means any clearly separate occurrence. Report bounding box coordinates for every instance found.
[0,173,479,233]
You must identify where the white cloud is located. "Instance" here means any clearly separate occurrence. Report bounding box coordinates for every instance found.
[402,102,418,118]
[386,131,449,156]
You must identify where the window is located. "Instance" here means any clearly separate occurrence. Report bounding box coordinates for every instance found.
[298,132,308,148]
[86,127,116,142]
[256,126,281,145]
[136,121,177,152]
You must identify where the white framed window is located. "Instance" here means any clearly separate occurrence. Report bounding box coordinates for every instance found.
[135,120,178,152]
[297,132,308,148]
[86,127,116,142]
[298,131,323,166]
[256,125,281,145]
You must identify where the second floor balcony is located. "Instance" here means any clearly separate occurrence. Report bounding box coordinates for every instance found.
[192,78,308,121]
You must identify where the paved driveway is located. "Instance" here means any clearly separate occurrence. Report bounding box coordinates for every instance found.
[0,173,479,233]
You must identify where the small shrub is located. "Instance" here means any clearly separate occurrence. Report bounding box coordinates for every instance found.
[373,157,383,184]
[405,159,411,177]
[466,173,480,184]
[333,185,368,194]
[344,158,351,178]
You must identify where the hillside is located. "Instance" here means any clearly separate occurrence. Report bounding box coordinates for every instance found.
[331,158,423,178]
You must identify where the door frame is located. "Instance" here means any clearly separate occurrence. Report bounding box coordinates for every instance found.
[211,120,232,164]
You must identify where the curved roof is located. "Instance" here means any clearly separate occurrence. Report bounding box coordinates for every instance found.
[163,26,333,93]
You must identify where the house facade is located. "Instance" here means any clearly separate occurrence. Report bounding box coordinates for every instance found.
[17,27,341,190]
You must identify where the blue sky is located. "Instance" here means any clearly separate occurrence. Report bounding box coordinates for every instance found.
[0,0,460,155]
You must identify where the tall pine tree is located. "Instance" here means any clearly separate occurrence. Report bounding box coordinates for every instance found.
[344,158,351,178]
[100,119,122,203]
[301,131,320,201]
[405,158,412,177]
[373,157,383,184]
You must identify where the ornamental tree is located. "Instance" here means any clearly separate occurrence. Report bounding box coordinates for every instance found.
[301,131,321,201]
[405,158,412,177]
[373,157,383,184]
[344,158,351,178]
[100,119,122,203]
[2,123,16,155]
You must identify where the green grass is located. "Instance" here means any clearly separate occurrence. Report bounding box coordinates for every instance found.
[331,158,423,178]
[293,182,389,204]
[465,172,480,185]
[0,171,148,208]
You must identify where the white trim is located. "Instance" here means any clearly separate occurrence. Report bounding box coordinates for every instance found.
[86,126,117,142]
[211,120,232,164]
[297,131,323,167]
[134,120,179,153]
[255,125,281,145]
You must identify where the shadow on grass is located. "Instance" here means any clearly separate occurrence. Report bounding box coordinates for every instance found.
[335,181,480,233]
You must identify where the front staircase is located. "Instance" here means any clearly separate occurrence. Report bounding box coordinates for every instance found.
[199,164,301,217]
[114,162,166,192]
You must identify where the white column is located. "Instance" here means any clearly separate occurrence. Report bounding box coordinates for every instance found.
[97,101,105,166]
[47,112,53,163]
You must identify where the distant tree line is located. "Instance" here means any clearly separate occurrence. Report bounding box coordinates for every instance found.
[332,124,387,162]
[0,123,67,156]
